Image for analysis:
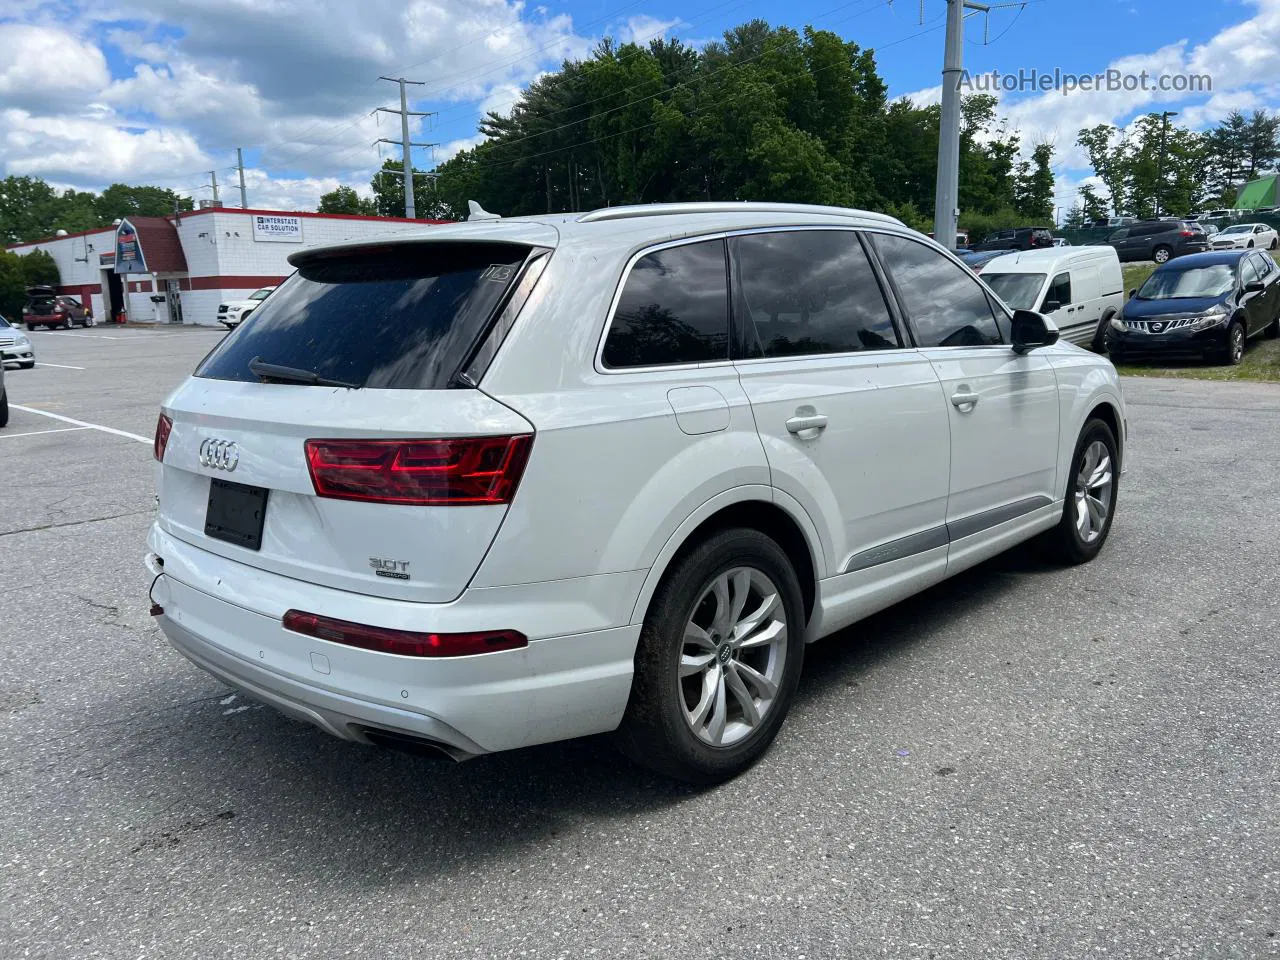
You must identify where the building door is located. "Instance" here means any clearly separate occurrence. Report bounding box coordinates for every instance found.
[105,271,124,322]
[165,280,184,324]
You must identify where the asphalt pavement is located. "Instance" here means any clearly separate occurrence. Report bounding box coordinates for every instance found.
[1,327,1278,959]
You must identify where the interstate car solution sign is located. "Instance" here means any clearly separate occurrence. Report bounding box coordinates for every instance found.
[252,215,303,243]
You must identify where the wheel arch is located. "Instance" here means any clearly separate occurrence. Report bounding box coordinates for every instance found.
[628,489,824,633]
[1085,399,1124,468]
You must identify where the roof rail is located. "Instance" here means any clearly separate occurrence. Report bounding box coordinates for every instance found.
[576,202,904,226]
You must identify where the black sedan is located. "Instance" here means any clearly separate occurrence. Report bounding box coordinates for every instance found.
[1107,250,1280,365]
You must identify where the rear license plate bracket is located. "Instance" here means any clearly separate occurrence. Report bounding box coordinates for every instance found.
[205,479,269,551]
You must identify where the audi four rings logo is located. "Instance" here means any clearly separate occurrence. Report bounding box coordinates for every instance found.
[199,438,240,471]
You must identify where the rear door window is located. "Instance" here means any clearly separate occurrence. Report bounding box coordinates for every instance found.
[196,242,532,390]
[731,230,900,357]
[601,239,729,369]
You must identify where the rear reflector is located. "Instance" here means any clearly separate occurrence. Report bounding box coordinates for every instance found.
[282,610,527,658]
[154,413,173,462]
[304,435,532,506]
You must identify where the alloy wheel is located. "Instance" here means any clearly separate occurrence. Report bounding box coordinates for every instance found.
[1231,326,1245,363]
[1074,440,1114,544]
[679,567,788,747]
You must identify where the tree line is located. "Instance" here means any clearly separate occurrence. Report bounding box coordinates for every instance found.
[321,21,1057,237]
[0,176,194,245]
[1066,109,1280,225]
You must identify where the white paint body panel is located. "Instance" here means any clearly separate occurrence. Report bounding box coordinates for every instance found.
[147,204,1128,758]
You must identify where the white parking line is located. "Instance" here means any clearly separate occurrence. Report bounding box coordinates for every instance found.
[34,362,87,370]
[32,332,125,341]
[0,426,92,440]
[10,405,151,445]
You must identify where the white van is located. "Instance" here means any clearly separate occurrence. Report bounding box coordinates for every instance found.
[979,246,1125,350]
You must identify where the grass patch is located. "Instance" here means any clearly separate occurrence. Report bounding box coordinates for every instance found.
[1112,335,1280,382]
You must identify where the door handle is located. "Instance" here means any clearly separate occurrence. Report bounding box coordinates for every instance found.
[785,413,828,435]
[951,390,980,411]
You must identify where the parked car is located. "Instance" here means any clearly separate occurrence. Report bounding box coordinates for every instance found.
[1203,209,1239,222]
[1106,219,1209,264]
[956,249,1009,273]
[21,287,91,330]
[0,314,35,369]
[146,201,1127,784]
[1107,250,1280,365]
[1052,237,1070,247]
[971,226,1055,252]
[1202,223,1221,240]
[1210,222,1279,251]
[217,286,277,330]
[1088,217,1135,229]
[979,246,1124,351]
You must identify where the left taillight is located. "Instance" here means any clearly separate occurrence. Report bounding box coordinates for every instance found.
[304,435,533,506]
[282,610,527,658]
[154,413,173,462]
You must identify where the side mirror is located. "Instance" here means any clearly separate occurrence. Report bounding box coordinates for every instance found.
[1128,289,1138,299]
[1041,300,1061,314]
[1011,309,1060,354]
[1245,280,1266,294]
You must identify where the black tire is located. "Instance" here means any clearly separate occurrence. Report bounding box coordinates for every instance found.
[1225,320,1246,365]
[0,388,8,428]
[1040,419,1119,565]
[26,323,36,331]
[1092,311,1115,353]
[614,528,806,784]
[1152,245,1171,264]
[1271,238,1278,251]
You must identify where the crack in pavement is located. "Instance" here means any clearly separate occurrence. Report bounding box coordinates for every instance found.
[0,509,155,539]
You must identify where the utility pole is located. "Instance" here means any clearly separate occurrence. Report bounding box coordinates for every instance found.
[236,148,248,208]
[376,76,435,219]
[933,0,988,250]
[209,170,220,204]
[1157,110,1178,217]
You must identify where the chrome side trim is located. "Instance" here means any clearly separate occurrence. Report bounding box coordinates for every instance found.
[839,495,1057,574]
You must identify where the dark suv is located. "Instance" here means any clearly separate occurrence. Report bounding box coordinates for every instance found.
[971,227,1054,252]
[22,287,91,330]
[1106,220,1209,264]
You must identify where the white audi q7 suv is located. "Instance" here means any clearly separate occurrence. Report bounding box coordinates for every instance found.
[147,202,1126,783]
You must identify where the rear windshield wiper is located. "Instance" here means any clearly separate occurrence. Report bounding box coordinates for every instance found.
[248,356,359,389]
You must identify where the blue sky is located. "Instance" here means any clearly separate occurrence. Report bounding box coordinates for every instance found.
[1,0,1276,212]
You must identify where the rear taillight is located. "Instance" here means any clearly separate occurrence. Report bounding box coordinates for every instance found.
[154,414,173,462]
[282,610,527,658]
[1180,230,1196,237]
[304,435,533,506]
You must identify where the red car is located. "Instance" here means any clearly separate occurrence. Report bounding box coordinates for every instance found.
[22,286,92,330]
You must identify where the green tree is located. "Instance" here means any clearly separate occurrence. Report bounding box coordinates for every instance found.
[0,251,27,321]
[1014,142,1055,222]
[370,160,445,218]
[19,249,59,287]
[317,185,377,215]
[1078,184,1109,222]
[95,183,193,222]
[0,176,61,243]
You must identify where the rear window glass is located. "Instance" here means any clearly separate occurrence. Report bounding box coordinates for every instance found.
[602,239,729,369]
[196,243,531,390]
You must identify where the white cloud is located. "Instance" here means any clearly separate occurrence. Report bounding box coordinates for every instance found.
[999,0,1280,171]
[900,84,942,108]
[0,24,110,111]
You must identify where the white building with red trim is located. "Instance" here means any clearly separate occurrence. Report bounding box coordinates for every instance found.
[6,207,449,326]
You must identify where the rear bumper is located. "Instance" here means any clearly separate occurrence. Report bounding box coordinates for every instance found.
[147,524,642,755]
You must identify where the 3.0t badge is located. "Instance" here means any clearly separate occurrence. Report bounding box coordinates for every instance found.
[199,438,239,472]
